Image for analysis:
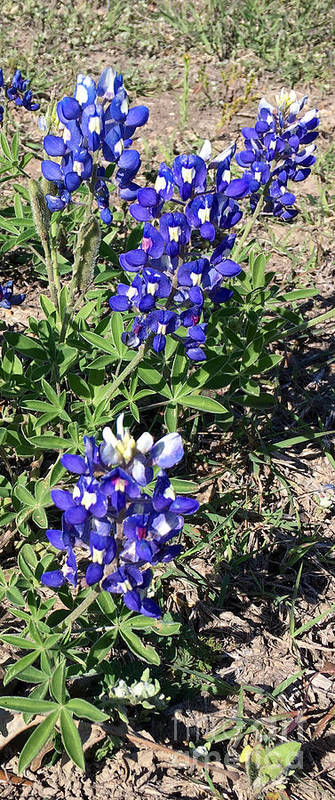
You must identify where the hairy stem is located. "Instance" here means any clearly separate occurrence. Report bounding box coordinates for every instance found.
[233,191,265,262]
[100,341,150,402]
[64,587,100,628]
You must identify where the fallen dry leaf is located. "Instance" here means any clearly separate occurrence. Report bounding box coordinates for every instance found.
[313,704,335,739]
[0,767,34,785]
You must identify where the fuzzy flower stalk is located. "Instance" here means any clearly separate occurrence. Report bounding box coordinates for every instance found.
[42,414,199,618]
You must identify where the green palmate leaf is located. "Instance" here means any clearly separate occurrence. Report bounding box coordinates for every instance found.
[50,661,66,704]
[129,616,181,636]
[120,627,161,665]
[164,404,178,433]
[182,356,230,392]
[66,698,109,723]
[0,634,37,650]
[5,585,26,607]
[111,312,126,355]
[41,379,59,406]
[4,331,46,361]
[60,708,85,770]
[97,590,117,617]
[257,354,283,372]
[18,709,59,774]
[138,364,172,398]
[16,666,47,684]
[0,132,13,160]
[170,478,198,493]
[239,377,260,396]
[80,330,119,358]
[22,681,50,725]
[88,629,118,664]
[40,294,56,317]
[179,394,231,415]
[14,484,35,506]
[282,288,317,301]
[241,335,264,368]
[68,373,92,399]
[171,349,188,388]
[28,435,71,450]
[0,696,58,714]
[267,741,301,767]
[32,507,48,528]
[251,253,266,288]
[3,652,41,685]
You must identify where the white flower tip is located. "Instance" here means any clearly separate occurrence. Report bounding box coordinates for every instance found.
[198,139,212,161]
[136,432,154,454]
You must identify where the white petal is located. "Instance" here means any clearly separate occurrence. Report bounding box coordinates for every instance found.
[116,413,125,440]
[198,139,212,161]
[136,432,154,454]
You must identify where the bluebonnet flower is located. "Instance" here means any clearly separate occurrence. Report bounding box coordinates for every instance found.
[0,280,25,309]
[231,89,319,219]
[0,68,40,114]
[41,414,197,617]
[107,136,246,361]
[41,67,149,224]
[109,92,318,363]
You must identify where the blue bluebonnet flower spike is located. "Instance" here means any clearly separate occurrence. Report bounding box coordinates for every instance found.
[41,414,199,618]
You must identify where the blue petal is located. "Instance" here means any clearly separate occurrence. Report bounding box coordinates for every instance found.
[46,529,66,549]
[46,195,66,212]
[129,204,152,222]
[41,570,65,588]
[61,454,87,474]
[123,589,141,611]
[170,497,199,514]
[51,489,74,510]
[65,505,88,524]
[140,598,161,618]
[43,135,67,157]
[151,433,184,468]
[125,105,149,128]
[118,149,140,170]
[61,96,81,120]
[86,563,103,585]
[41,160,63,182]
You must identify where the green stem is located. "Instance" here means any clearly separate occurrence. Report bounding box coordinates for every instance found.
[64,587,100,628]
[233,191,265,262]
[50,222,62,303]
[59,172,97,342]
[283,306,335,339]
[101,341,149,402]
